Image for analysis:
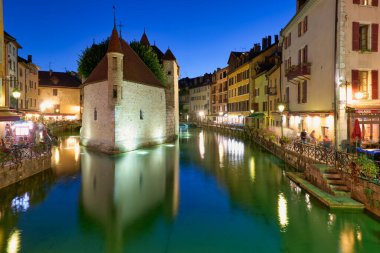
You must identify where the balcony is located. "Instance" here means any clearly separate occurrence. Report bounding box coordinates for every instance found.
[266,87,277,96]
[285,63,311,82]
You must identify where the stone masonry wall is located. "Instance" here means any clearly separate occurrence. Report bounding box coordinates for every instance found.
[0,155,51,190]
[114,81,166,152]
[81,81,115,153]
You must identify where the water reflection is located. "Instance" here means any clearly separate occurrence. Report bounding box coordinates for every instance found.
[52,136,81,176]
[278,193,289,231]
[7,230,21,253]
[199,131,205,159]
[79,142,179,253]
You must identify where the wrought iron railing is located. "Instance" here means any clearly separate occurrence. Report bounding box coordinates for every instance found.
[0,142,52,169]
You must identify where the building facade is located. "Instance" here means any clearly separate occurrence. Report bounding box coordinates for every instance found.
[210,67,228,122]
[188,74,212,120]
[4,32,22,108]
[337,0,380,146]
[227,52,250,124]
[281,0,336,142]
[38,71,81,120]
[281,0,380,147]
[0,0,5,106]
[17,55,39,111]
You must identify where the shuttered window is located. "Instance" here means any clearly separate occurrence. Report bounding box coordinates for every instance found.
[297,82,301,104]
[304,16,308,33]
[372,70,379,99]
[302,81,308,103]
[352,70,359,99]
[353,22,360,51]
[298,23,302,37]
[372,23,379,52]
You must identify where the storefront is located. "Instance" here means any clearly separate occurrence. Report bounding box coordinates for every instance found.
[347,108,380,147]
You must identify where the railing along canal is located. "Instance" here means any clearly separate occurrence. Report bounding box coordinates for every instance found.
[199,122,356,173]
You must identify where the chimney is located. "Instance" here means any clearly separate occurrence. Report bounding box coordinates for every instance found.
[262,37,268,50]
[254,43,261,52]
[268,36,272,46]
[27,55,32,63]
[275,35,279,43]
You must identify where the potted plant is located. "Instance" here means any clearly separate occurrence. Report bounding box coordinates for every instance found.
[355,155,379,180]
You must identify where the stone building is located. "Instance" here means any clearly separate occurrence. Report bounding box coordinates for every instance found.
[281,0,380,147]
[38,70,81,120]
[80,26,179,153]
[17,55,39,111]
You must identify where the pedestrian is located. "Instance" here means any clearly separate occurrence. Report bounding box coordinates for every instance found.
[301,129,307,144]
[310,130,317,144]
[323,135,332,149]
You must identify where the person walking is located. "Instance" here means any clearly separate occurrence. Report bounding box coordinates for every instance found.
[301,129,307,144]
[310,130,317,144]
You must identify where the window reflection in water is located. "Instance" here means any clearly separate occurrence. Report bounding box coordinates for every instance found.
[216,135,245,165]
[278,193,289,231]
[305,193,312,211]
[11,194,30,213]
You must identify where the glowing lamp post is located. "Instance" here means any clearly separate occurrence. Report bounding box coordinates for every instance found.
[355,91,364,100]
[12,89,21,113]
[278,104,285,138]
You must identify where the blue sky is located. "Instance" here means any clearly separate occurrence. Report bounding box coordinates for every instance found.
[4,0,295,78]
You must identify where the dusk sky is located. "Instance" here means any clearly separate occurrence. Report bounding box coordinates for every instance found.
[5,0,295,78]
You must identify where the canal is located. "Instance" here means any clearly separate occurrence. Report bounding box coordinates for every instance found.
[0,130,379,253]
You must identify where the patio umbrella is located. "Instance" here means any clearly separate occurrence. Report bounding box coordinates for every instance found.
[352,119,361,151]
[351,119,362,140]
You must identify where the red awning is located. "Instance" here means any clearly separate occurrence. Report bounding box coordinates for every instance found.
[351,119,362,140]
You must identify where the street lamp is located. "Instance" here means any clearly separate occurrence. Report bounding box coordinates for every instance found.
[12,89,21,113]
[355,91,364,100]
[278,103,285,138]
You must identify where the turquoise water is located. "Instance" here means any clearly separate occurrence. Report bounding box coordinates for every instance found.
[0,130,380,253]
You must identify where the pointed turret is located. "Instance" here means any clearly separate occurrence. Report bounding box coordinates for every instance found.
[162,48,176,61]
[140,31,150,46]
[108,26,123,54]
[107,26,124,106]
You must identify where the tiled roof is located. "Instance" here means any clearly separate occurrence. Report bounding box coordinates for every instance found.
[107,27,123,54]
[39,71,82,88]
[84,34,164,88]
[152,45,164,61]
[162,49,176,61]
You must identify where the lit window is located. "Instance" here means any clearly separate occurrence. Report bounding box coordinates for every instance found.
[359,71,369,95]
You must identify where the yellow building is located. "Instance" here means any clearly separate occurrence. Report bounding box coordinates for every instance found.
[38,71,81,120]
[265,64,282,128]
[17,56,39,112]
[0,0,5,106]
[227,52,250,124]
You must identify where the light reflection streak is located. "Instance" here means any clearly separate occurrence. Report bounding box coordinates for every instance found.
[305,193,312,211]
[11,193,30,213]
[278,193,289,231]
[199,131,205,159]
[7,230,21,253]
[340,228,355,253]
[249,157,255,182]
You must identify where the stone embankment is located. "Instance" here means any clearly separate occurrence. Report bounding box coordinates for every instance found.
[200,123,380,219]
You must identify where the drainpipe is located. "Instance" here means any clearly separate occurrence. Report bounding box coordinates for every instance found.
[333,0,339,151]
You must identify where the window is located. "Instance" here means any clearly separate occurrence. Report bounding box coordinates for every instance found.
[168,71,172,75]
[94,108,97,121]
[360,0,372,5]
[53,89,58,96]
[359,71,369,94]
[298,22,302,37]
[140,110,144,120]
[302,81,308,103]
[360,24,369,51]
[113,85,118,99]
[297,83,301,104]
[304,16,308,33]
[285,87,290,103]
[112,57,117,70]
[38,89,40,95]
[353,22,378,52]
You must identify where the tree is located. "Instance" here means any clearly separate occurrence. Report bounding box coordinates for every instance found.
[77,39,165,84]
[77,39,109,79]
[129,41,166,84]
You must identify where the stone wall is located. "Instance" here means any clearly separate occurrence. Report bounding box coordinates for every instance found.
[341,173,380,218]
[81,81,115,153]
[304,164,335,195]
[114,81,166,152]
[0,155,51,190]
[39,86,80,117]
